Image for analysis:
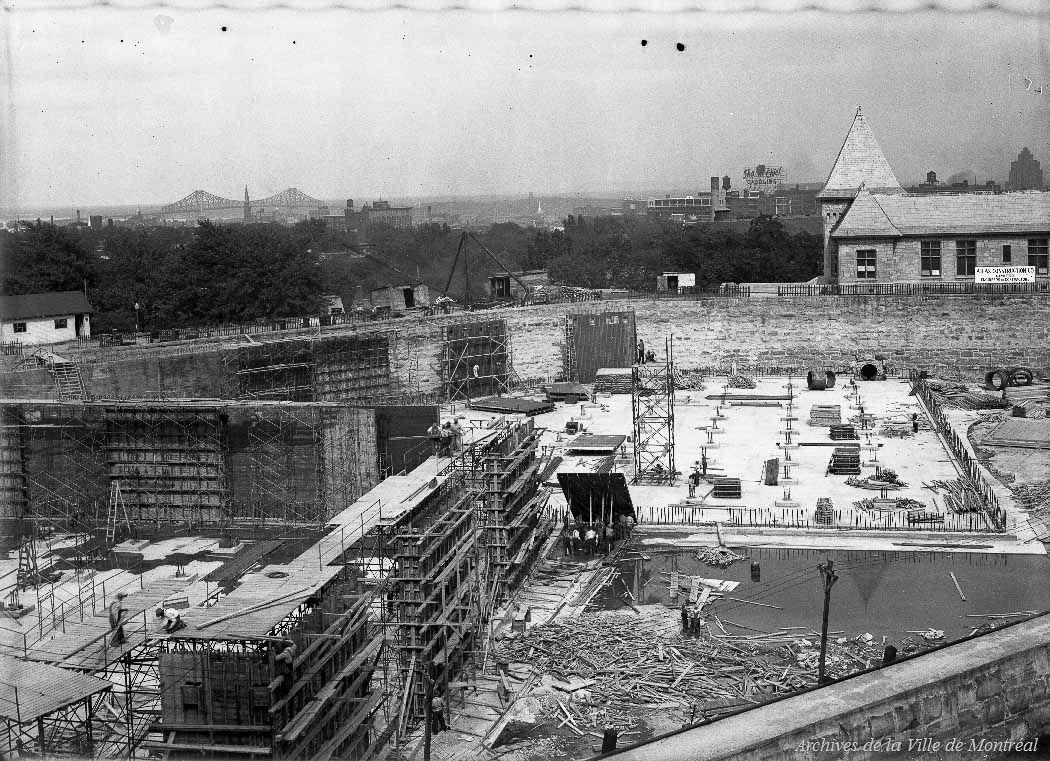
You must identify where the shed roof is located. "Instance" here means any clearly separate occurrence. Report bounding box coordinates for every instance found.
[832,189,1050,238]
[0,291,94,321]
[818,108,903,200]
[0,653,111,722]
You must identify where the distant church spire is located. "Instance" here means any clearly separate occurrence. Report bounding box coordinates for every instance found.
[243,185,251,221]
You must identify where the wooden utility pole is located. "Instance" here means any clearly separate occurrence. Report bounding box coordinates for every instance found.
[817,560,838,684]
[423,666,434,761]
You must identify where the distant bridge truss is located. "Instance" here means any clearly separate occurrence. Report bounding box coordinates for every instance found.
[161,187,324,214]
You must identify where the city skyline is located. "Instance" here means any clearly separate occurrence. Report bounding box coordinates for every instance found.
[2,5,1047,209]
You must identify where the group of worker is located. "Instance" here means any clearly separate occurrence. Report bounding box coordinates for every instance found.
[428,419,466,457]
[561,513,635,557]
[680,603,705,634]
[636,340,656,365]
[686,456,710,498]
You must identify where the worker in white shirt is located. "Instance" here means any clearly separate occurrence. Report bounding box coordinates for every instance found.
[155,606,186,633]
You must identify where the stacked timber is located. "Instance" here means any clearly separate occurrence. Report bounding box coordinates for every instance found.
[815,498,834,525]
[544,383,591,403]
[712,478,742,499]
[829,424,858,441]
[594,368,633,394]
[827,448,861,475]
[809,405,842,426]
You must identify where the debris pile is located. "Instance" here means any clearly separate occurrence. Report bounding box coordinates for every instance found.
[846,468,908,490]
[673,368,706,391]
[925,380,1010,411]
[1010,481,1050,514]
[496,610,814,733]
[695,546,747,568]
[727,375,757,390]
[853,496,925,512]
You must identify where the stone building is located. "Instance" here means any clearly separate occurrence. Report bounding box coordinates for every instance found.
[820,109,1050,284]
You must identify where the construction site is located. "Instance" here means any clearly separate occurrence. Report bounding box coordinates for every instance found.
[1,293,1049,761]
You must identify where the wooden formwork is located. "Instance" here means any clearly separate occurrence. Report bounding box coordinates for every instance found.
[155,576,382,760]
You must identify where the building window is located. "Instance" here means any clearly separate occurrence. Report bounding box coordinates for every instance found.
[856,249,876,279]
[920,241,941,277]
[13,322,26,333]
[54,318,67,329]
[1002,244,1012,263]
[1029,239,1049,274]
[956,240,977,276]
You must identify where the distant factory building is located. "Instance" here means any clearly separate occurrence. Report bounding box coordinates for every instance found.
[908,171,1002,195]
[820,108,1050,284]
[1,290,93,345]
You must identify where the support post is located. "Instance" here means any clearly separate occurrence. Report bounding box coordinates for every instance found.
[817,559,838,685]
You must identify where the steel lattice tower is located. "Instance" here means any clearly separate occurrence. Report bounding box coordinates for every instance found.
[631,337,676,483]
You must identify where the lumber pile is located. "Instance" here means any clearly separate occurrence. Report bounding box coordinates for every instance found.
[814,498,834,525]
[809,405,842,426]
[927,478,985,514]
[827,448,861,475]
[829,424,858,440]
[695,547,747,568]
[712,478,742,499]
[593,368,633,395]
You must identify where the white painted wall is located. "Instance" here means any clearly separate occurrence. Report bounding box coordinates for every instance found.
[0,313,89,345]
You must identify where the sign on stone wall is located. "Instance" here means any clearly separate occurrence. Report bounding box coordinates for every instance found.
[975,266,1036,283]
[743,165,785,195]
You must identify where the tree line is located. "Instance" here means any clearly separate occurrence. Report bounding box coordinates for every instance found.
[0,213,821,331]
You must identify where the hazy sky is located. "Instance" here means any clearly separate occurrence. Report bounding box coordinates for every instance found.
[2,5,1047,209]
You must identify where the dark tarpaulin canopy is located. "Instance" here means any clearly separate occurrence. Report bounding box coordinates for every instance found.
[557,472,635,523]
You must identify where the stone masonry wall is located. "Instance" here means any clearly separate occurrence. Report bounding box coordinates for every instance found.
[3,294,1047,401]
[492,293,1050,386]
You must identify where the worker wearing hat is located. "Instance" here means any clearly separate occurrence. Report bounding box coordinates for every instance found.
[109,592,128,646]
[156,606,186,634]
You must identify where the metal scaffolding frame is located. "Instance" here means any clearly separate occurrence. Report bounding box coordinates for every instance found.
[2,401,382,535]
[439,318,515,401]
[632,337,676,484]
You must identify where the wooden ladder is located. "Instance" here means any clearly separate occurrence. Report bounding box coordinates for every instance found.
[106,480,131,544]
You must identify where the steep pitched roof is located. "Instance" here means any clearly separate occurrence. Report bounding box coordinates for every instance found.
[818,108,903,199]
[830,187,901,237]
[832,191,1050,238]
[0,291,94,321]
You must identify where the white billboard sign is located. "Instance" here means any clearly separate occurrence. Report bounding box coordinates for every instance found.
[743,165,785,194]
[975,266,1036,283]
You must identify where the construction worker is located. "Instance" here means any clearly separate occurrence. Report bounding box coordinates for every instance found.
[912,413,920,434]
[583,525,598,555]
[155,606,185,634]
[603,522,615,554]
[681,603,690,633]
[108,592,128,646]
[688,467,700,498]
[274,641,297,698]
[700,452,708,477]
[637,339,645,364]
[431,692,448,733]
[450,419,465,453]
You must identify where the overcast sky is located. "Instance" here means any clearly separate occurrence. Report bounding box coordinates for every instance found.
[2,5,1047,209]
